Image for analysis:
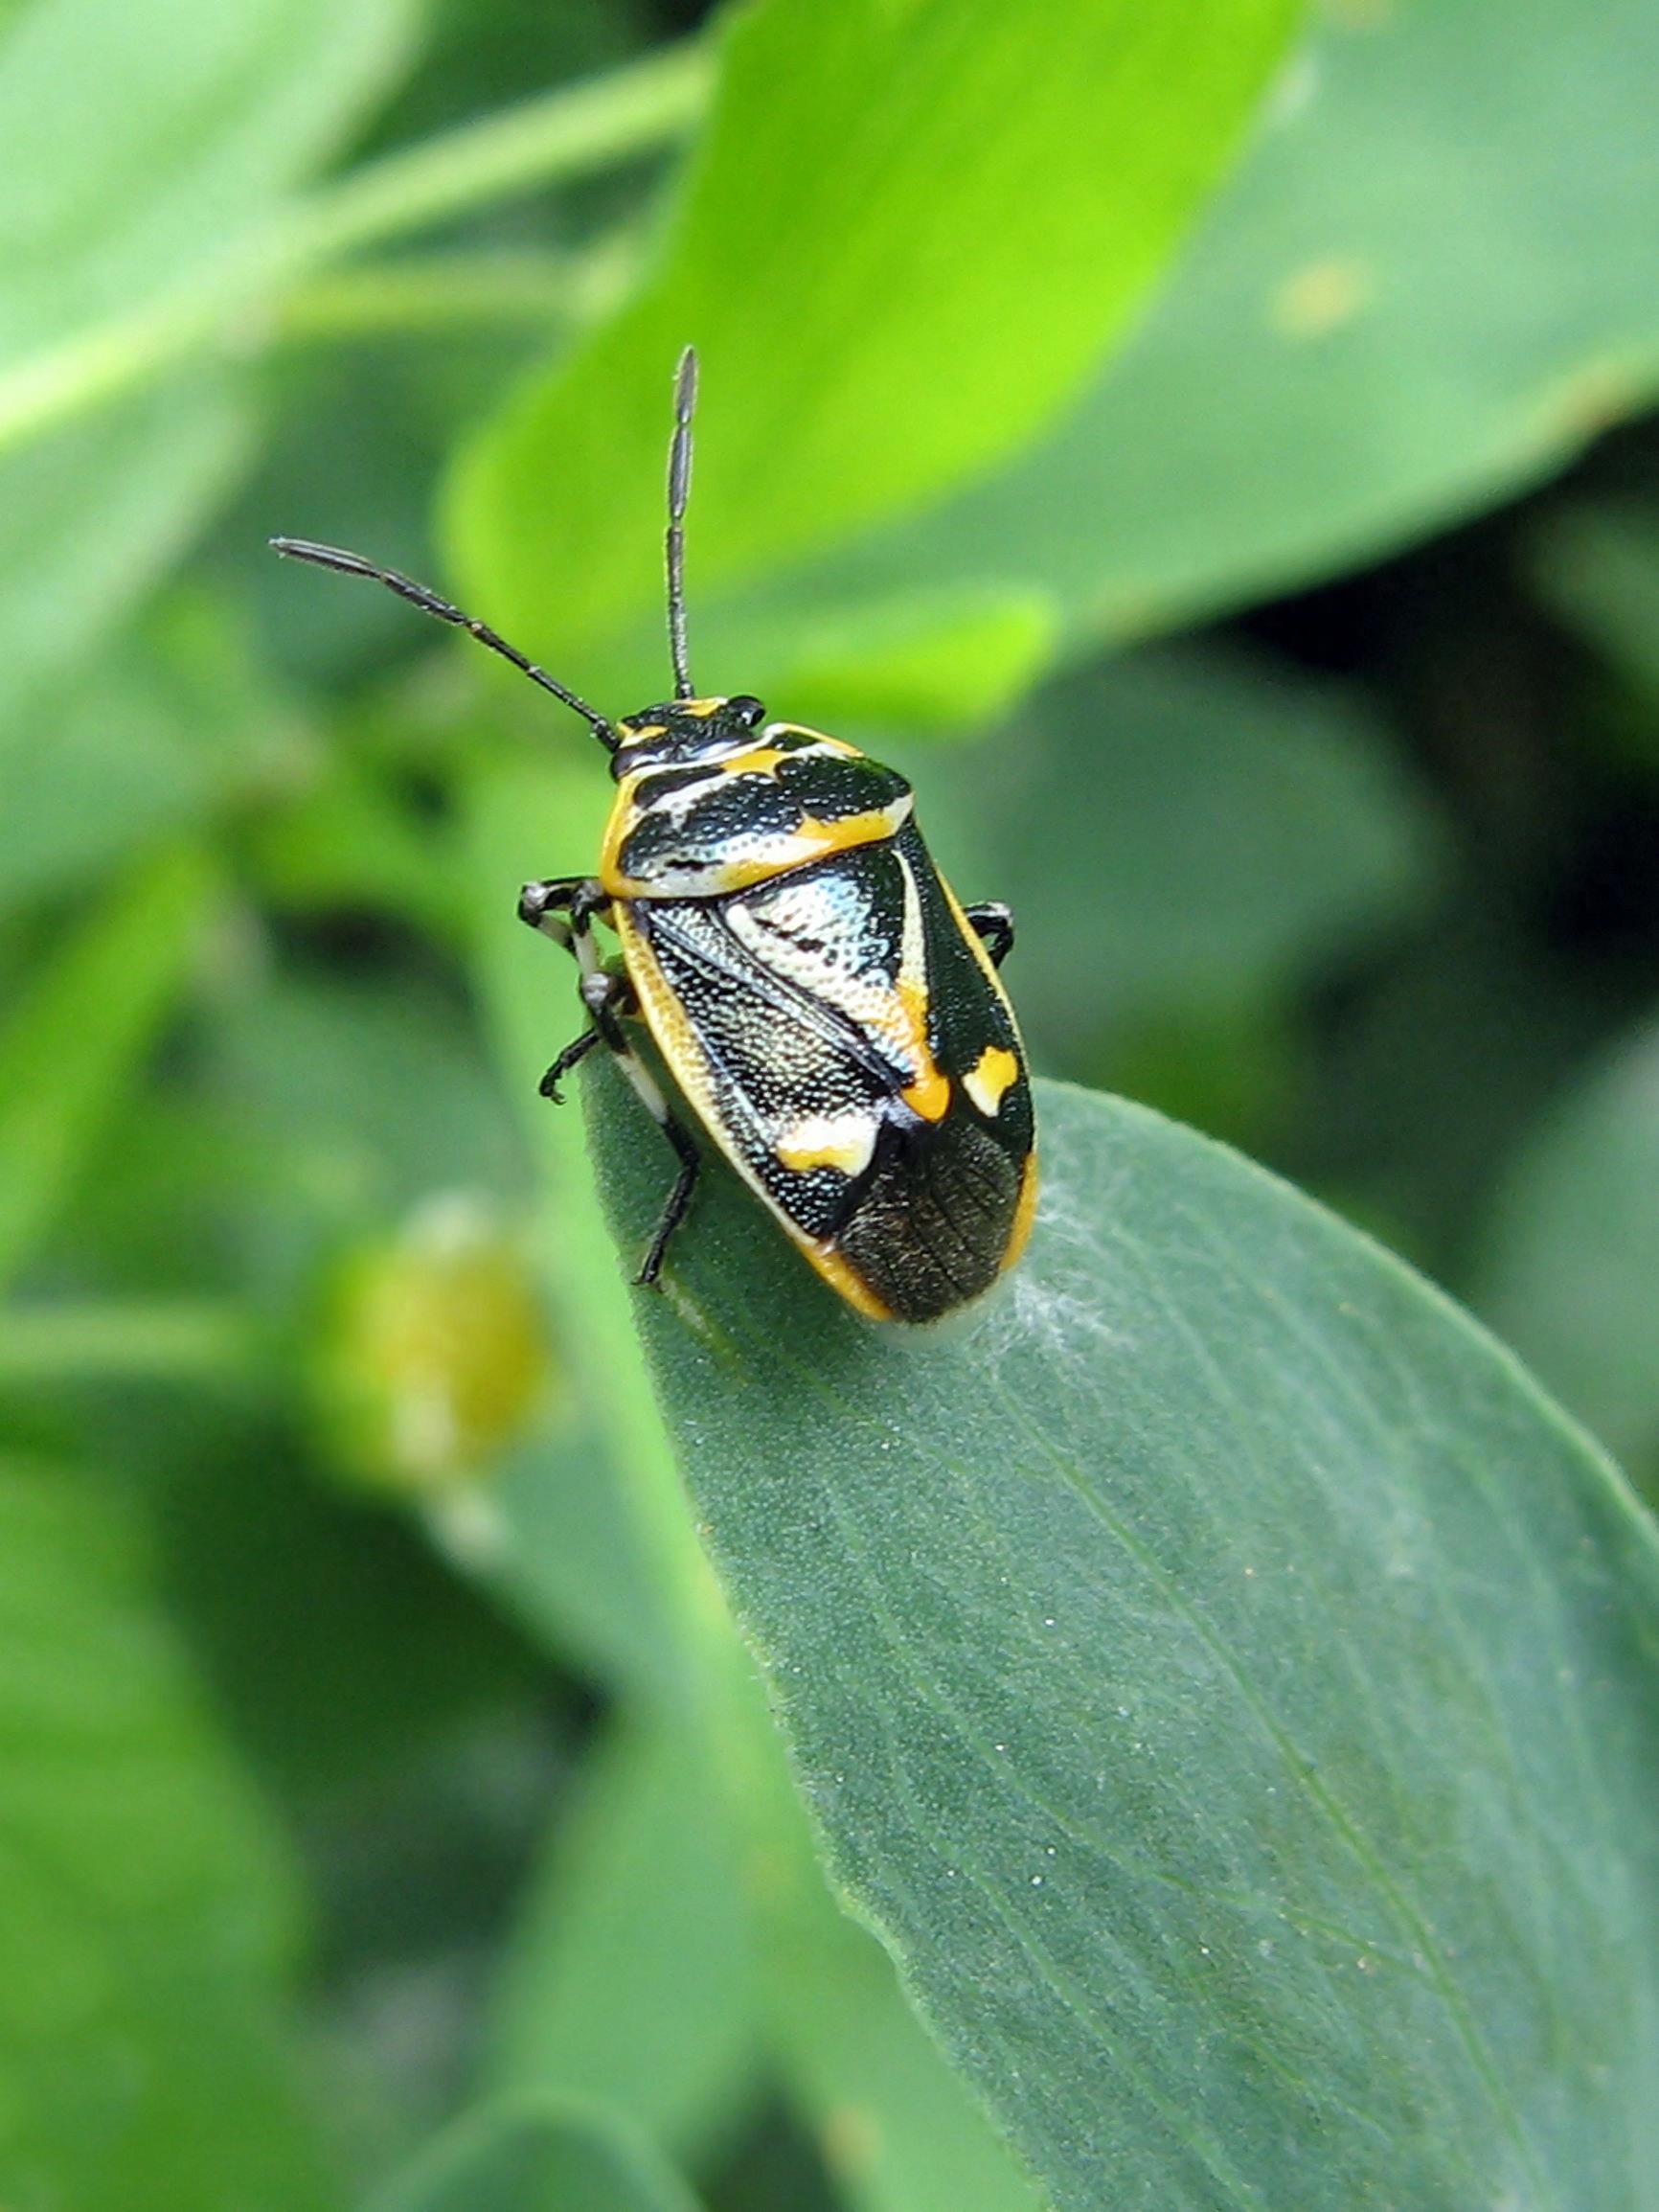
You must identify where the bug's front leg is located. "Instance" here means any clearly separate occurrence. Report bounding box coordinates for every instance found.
[964,900,1015,968]
[518,874,608,953]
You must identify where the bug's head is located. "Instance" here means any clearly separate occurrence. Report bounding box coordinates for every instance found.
[611,694,770,775]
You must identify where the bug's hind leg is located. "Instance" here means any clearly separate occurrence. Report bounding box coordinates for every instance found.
[583,970,701,1288]
[964,901,1015,968]
[634,1112,700,1289]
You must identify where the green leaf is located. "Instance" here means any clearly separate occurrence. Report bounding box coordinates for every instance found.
[447,0,1300,696]
[752,1762,1045,2212]
[1476,1009,1659,1477]
[713,0,1659,681]
[1527,500,1659,712]
[0,0,418,729]
[0,0,414,364]
[911,643,1441,1058]
[369,2100,703,2212]
[0,590,294,920]
[0,844,213,1294]
[0,376,252,738]
[481,1416,681,1704]
[586,1061,1659,2212]
[0,1457,335,2212]
[487,1713,760,2157]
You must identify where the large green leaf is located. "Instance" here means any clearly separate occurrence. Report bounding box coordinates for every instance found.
[369,2100,702,2212]
[447,0,1299,698]
[0,1458,334,2212]
[697,0,1659,701]
[585,1060,1659,2212]
[1476,1009,1659,1479]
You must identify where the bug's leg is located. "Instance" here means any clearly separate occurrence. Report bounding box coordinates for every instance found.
[964,901,1015,968]
[572,966,701,1288]
[537,1024,603,1103]
[520,876,626,1097]
[518,875,608,953]
[634,1112,700,1289]
[539,958,642,1101]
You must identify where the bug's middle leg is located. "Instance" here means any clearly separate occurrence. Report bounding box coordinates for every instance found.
[519,876,702,1284]
[964,900,1015,968]
[572,965,703,1288]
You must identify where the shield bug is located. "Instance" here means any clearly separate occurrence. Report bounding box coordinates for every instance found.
[272,352,1035,1321]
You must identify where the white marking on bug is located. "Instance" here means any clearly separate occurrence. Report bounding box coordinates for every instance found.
[636,767,727,824]
[774,1109,878,1178]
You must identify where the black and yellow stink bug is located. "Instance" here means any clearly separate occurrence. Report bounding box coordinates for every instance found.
[272,352,1035,1322]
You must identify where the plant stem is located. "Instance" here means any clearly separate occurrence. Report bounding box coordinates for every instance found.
[295,39,709,265]
[0,39,710,455]
[271,238,644,349]
[0,1301,261,1382]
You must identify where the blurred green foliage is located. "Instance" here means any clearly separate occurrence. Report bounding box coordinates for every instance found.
[3,0,1659,2207]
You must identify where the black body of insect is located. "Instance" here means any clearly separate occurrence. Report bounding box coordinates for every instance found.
[272,351,1035,1321]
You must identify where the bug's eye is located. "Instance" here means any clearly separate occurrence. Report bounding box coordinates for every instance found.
[727,695,767,728]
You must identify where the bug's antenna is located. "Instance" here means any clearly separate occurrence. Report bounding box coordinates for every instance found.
[268,538,619,752]
[666,346,697,700]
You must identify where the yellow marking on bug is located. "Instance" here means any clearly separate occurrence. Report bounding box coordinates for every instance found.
[718,745,791,778]
[598,775,648,892]
[616,721,666,744]
[679,696,725,718]
[775,1112,877,1177]
[807,1241,897,1322]
[612,904,704,1087]
[963,1044,1020,1118]
[1002,1151,1040,1273]
[897,981,951,1122]
[695,799,912,894]
[899,1071,950,1119]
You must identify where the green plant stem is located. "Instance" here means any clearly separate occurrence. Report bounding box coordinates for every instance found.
[0,39,711,455]
[0,1301,261,1382]
[271,239,644,348]
[297,40,710,264]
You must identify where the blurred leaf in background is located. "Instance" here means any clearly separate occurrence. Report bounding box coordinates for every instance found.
[1477,1010,1659,1491]
[0,1459,335,2212]
[447,0,1302,699]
